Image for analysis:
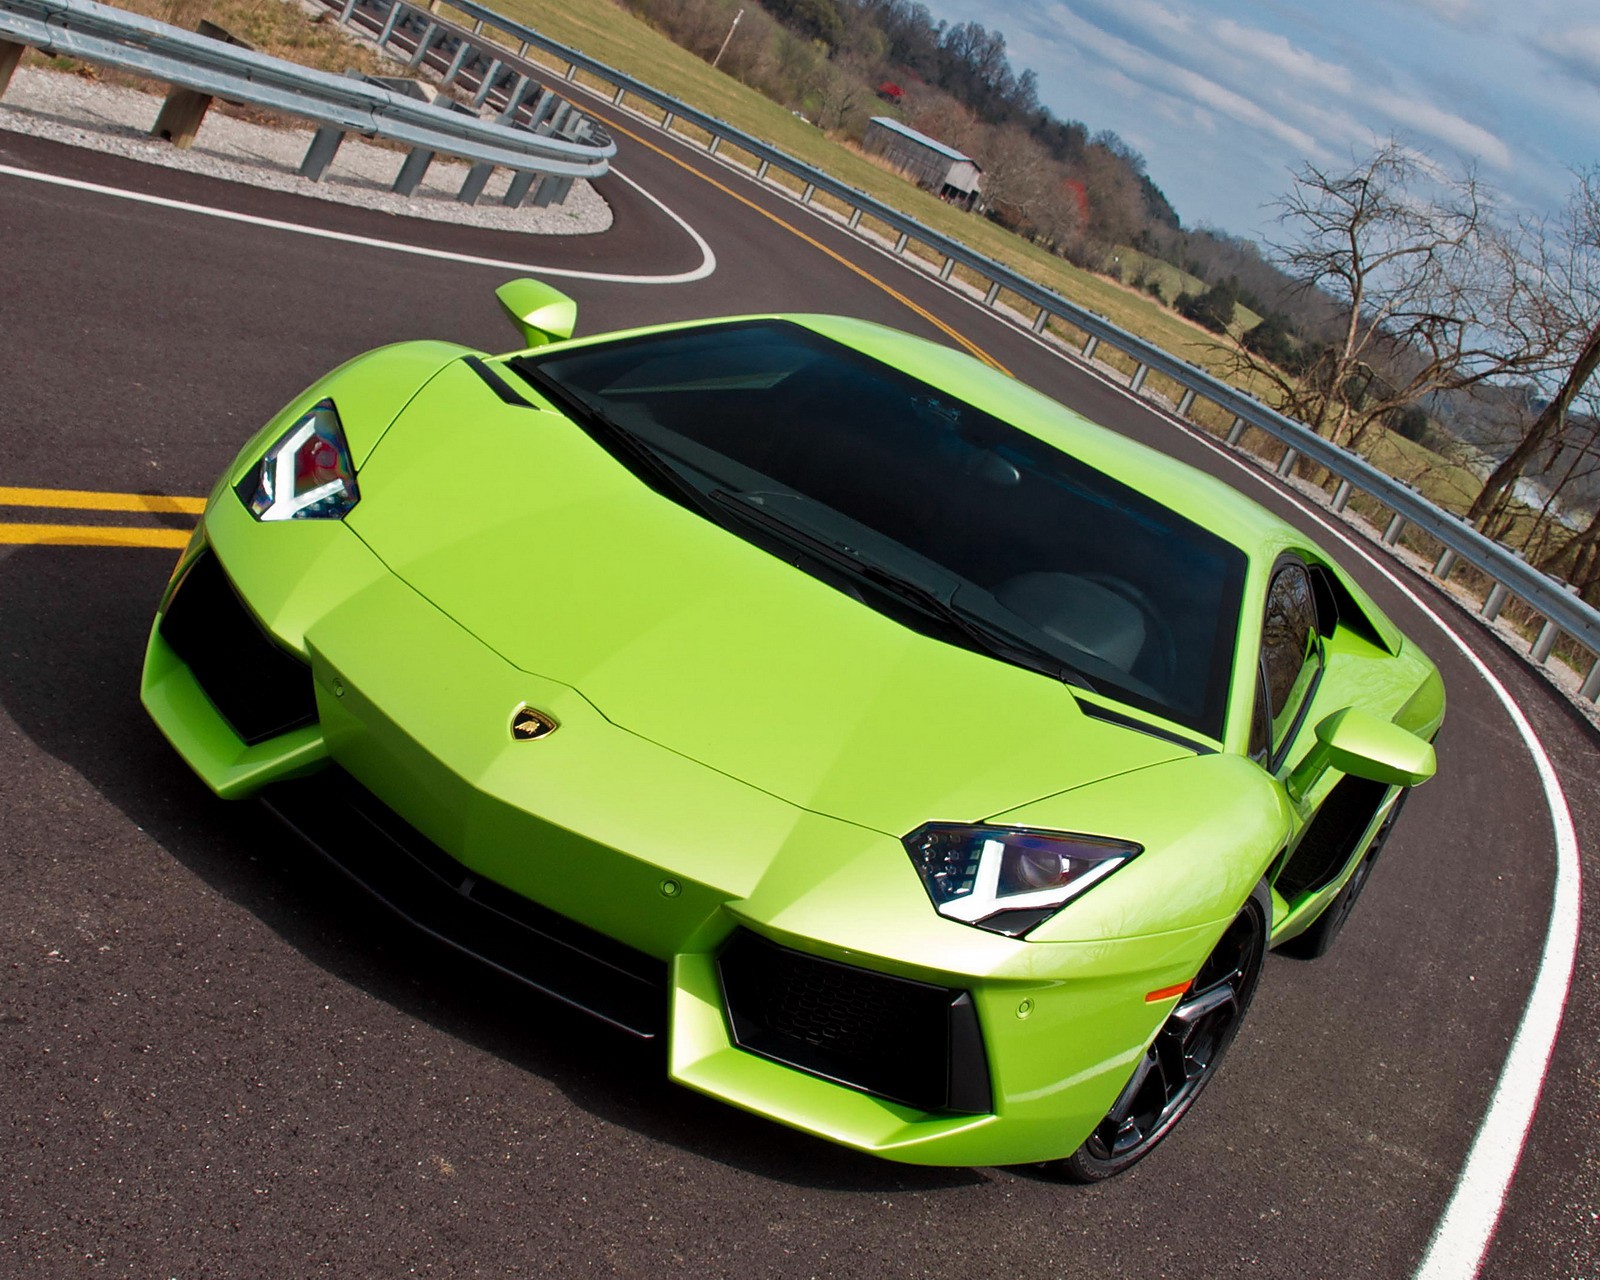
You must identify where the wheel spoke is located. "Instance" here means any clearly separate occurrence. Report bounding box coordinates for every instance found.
[1066,889,1268,1177]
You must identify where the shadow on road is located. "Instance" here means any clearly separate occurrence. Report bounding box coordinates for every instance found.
[0,543,988,1195]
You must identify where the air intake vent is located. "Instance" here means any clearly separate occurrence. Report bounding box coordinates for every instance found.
[159,549,318,745]
[717,930,990,1114]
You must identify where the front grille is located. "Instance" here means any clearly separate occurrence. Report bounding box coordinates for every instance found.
[261,768,669,1038]
[159,549,318,745]
[718,930,991,1114]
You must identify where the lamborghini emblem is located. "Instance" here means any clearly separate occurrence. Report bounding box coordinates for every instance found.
[511,705,558,741]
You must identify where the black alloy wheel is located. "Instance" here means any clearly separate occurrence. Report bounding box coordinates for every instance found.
[1048,881,1270,1183]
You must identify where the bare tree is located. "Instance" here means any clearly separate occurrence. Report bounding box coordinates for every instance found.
[1072,141,1144,250]
[1467,167,1600,536]
[1229,141,1555,449]
[973,123,1056,228]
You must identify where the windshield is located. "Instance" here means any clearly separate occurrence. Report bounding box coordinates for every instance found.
[514,321,1245,739]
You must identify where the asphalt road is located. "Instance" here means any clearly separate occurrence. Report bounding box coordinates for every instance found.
[1,86,1597,1280]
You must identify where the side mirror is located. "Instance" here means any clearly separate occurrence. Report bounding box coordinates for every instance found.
[495,278,578,349]
[1286,707,1436,801]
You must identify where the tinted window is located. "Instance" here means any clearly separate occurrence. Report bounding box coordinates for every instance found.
[1260,562,1322,754]
[518,322,1248,738]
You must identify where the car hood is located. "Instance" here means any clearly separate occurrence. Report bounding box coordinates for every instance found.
[346,362,1189,835]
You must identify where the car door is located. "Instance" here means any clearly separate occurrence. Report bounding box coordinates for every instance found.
[1252,556,1395,905]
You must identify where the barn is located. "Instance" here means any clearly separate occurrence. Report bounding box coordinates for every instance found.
[861,117,983,208]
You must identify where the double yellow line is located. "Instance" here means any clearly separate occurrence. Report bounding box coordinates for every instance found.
[0,486,202,548]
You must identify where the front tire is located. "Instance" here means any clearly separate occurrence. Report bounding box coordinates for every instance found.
[1047,881,1270,1183]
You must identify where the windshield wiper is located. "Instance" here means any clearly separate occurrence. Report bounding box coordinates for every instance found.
[708,490,1097,691]
[511,366,723,520]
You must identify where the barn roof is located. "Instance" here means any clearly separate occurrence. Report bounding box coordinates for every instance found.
[867,117,981,168]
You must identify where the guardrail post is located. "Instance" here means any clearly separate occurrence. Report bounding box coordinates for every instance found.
[459,161,494,203]
[376,2,405,49]
[984,281,1001,307]
[848,209,863,230]
[338,0,358,24]
[1433,549,1457,579]
[393,145,434,195]
[299,124,346,181]
[547,102,573,134]
[755,159,769,180]
[707,136,720,156]
[939,257,956,281]
[893,231,909,254]
[1530,582,1583,668]
[150,18,253,148]
[504,169,538,206]
[661,111,675,130]
[1082,335,1098,360]
[1331,479,1353,513]
[564,61,579,81]
[1482,582,1509,622]
[1530,618,1562,666]
[1276,447,1299,478]
[532,175,572,206]
[497,74,532,121]
[1176,389,1196,417]
[1032,308,1051,334]
[440,39,474,87]
[1580,656,1600,702]
[407,22,438,67]
[472,17,484,33]
[0,39,21,99]
[1226,416,1246,446]
[1382,514,1406,546]
[801,182,816,203]
[1129,364,1149,394]
[612,84,626,104]
[471,59,503,108]
[525,90,558,131]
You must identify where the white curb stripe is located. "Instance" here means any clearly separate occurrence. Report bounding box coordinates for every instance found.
[0,161,716,283]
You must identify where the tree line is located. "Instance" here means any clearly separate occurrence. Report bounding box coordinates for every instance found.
[619,0,1175,259]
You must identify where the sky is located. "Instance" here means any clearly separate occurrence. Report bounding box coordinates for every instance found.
[924,0,1599,238]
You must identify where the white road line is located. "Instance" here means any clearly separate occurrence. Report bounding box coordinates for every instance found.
[0,161,717,283]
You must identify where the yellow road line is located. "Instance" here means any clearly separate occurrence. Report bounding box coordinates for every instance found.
[596,113,1013,376]
[0,485,206,514]
[0,522,191,548]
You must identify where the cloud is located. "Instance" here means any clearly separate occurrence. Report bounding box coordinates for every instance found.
[1364,89,1515,169]
[1208,18,1354,96]
[1033,2,1325,157]
[1529,27,1600,91]
[1404,0,1486,26]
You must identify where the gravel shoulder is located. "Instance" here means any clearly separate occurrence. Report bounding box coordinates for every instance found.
[0,66,613,235]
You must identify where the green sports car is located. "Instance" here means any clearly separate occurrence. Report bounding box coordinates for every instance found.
[142,280,1443,1180]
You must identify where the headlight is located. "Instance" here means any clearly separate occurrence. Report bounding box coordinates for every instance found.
[237,399,359,521]
[903,824,1140,937]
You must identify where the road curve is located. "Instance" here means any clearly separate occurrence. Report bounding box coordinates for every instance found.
[0,96,1596,1280]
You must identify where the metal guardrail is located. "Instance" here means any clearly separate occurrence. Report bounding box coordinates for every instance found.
[0,0,615,196]
[322,0,1600,701]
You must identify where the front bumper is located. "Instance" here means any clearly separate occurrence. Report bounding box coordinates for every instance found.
[141,501,1227,1167]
